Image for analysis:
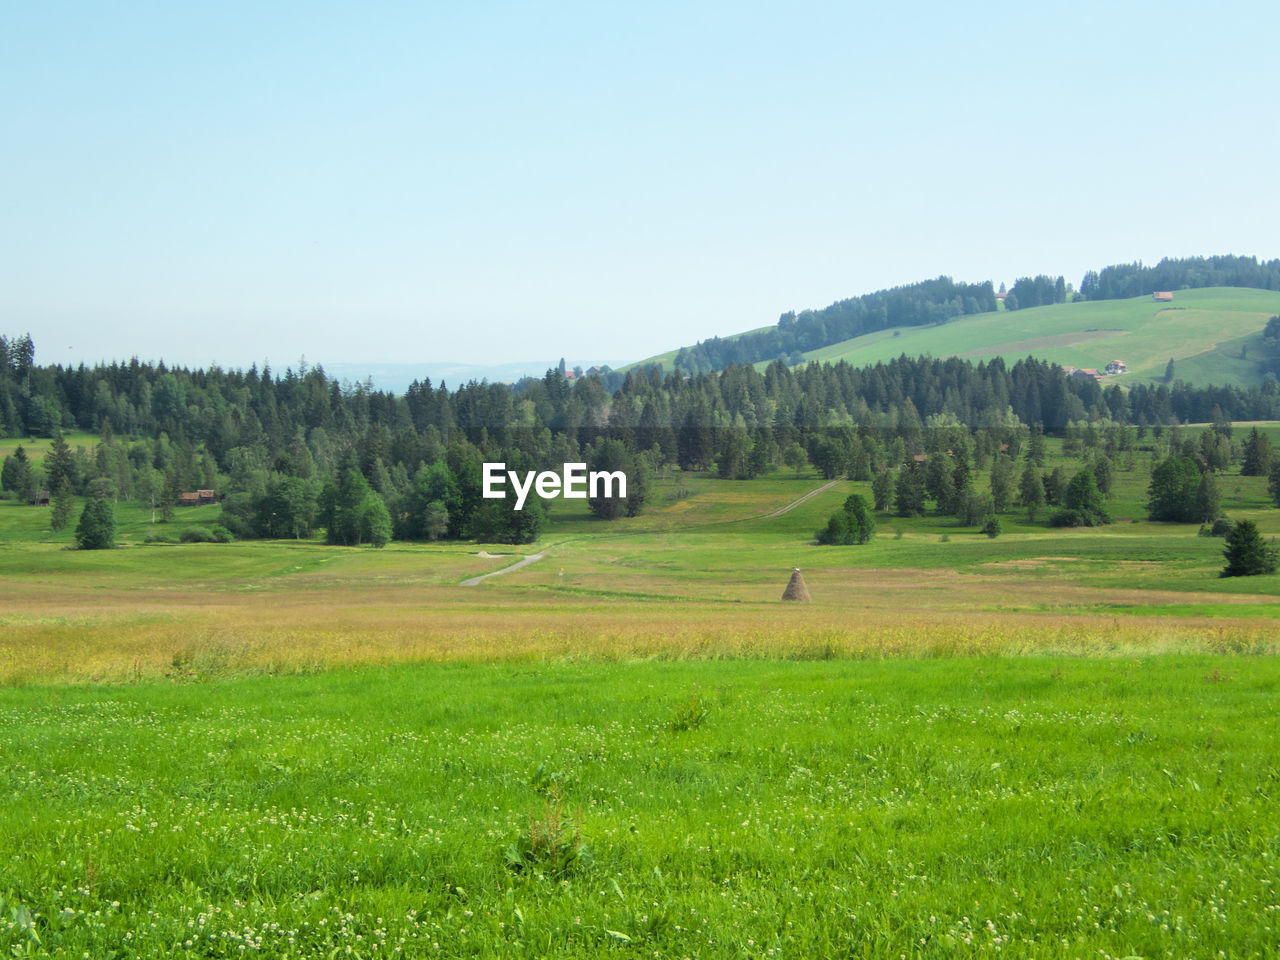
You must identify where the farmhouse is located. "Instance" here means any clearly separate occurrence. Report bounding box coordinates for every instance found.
[1105,360,1127,375]
[1071,368,1103,382]
[178,489,219,506]
[1153,291,1174,302]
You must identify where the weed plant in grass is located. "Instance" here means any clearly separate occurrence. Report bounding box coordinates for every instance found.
[1,657,1277,958]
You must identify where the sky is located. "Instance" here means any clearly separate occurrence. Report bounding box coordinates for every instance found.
[3,1,1279,376]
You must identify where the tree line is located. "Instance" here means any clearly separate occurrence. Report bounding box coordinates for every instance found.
[4,335,1280,547]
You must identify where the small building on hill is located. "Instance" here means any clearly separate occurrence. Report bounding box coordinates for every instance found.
[30,489,50,507]
[178,490,219,506]
[1105,360,1127,375]
[1153,291,1174,302]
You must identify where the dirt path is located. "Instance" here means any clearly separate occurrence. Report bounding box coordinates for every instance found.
[460,553,545,586]
[759,478,845,520]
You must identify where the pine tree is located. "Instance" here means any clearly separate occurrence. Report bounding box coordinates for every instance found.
[1241,428,1273,476]
[1019,464,1045,521]
[1221,520,1277,577]
[45,432,76,493]
[1194,472,1221,524]
[160,471,178,523]
[989,454,1016,513]
[50,478,74,532]
[74,497,115,549]
[895,459,927,517]
[871,468,895,512]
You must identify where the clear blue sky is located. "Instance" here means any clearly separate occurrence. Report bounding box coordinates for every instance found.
[4,1,1278,373]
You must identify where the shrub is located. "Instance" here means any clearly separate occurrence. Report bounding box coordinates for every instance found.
[669,692,709,732]
[982,515,1002,538]
[504,787,590,878]
[1049,508,1090,528]
[815,493,875,545]
[1210,517,1236,538]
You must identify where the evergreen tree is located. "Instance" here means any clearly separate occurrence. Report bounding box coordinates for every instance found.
[925,453,957,515]
[45,432,76,493]
[989,454,1016,513]
[74,497,115,549]
[1194,472,1221,524]
[1091,454,1114,497]
[783,443,808,477]
[1148,456,1202,522]
[1241,428,1273,476]
[160,470,178,523]
[1270,460,1280,507]
[871,468,895,512]
[895,459,927,517]
[324,469,391,546]
[50,478,74,532]
[816,494,875,545]
[1026,428,1046,466]
[2,446,34,500]
[1221,519,1277,577]
[1042,467,1066,506]
[1051,468,1109,527]
[422,500,449,541]
[1018,464,1045,521]
[588,439,642,520]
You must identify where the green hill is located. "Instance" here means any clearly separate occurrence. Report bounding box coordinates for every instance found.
[798,287,1280,387]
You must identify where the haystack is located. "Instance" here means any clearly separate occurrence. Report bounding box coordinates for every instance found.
[781,567,810,602]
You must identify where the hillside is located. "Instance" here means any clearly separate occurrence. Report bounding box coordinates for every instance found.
[796,288,1280,387]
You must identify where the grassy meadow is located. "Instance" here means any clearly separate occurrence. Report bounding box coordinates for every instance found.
[799,288,1280,388]
[2,429,1279,957]
[4,658,1278,958]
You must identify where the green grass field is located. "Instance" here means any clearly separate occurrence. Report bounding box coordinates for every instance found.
[799,288,1280,388]
[4,656,1277,958]
[2,432,1279,957]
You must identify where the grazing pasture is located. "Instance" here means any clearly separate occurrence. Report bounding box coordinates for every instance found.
[1,431,1277,957]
